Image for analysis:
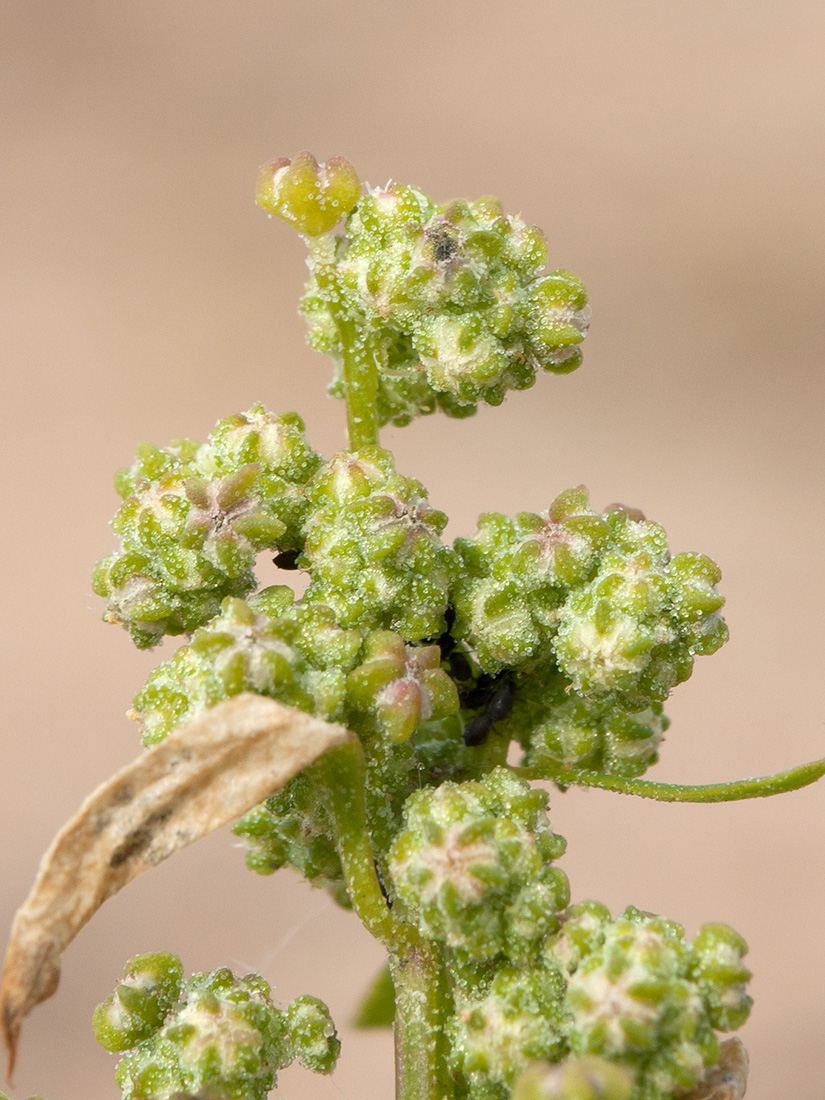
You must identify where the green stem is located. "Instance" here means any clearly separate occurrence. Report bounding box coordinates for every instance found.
[317,740,395,945]
[514,756,825,803]
[308,236,380,449]
[389,936,455,1100]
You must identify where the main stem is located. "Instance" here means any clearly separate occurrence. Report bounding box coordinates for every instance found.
[308,236,380,449]
[311,237,454,1099]
[390,937,455,1100]
[320,742,454,1099]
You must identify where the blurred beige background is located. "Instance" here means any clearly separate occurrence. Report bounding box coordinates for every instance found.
[1,1,824,1097]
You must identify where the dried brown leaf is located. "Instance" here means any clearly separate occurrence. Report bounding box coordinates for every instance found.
[0,693,352,1077]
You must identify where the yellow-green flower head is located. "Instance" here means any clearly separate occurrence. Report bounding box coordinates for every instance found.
[450,962,568,1097]
[389,768,569,960]
[256,152,361,236]
[346,630,460,742]
[93,407,323,648]
[454,491,728,710]
[100,959,339,1100]
[132,587,362,745]
[302,447,457,640]
[503,663,669,779]
[546,904,752,1099]
[301,182,588,425]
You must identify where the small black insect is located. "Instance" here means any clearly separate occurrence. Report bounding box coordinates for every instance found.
[272,548,301,570]
[375,861,393,908]
[462,678,514,747]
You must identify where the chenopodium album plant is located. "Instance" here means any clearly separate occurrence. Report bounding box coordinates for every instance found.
[5,152,824,1100]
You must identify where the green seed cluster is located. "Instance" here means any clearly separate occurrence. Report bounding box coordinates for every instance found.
[450,963,568,1098]
[448,903,751,1100]
[389,769,569,960]
[233,767,349,906]
[302,446,457,640]
[454,489,728,709]
[131,586,362,746]
[550,903,751,1096]
[94,955,339,1100]
[504,662,669,778]
[301,184,588,424]
[92,405,321,648]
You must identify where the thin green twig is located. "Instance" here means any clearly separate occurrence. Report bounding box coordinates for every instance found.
[514,756,825,802]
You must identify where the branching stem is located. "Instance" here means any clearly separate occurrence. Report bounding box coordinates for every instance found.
[317,741,396,945]
[514,756,825,802]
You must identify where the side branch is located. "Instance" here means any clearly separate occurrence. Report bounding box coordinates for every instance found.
[515,756,825,803]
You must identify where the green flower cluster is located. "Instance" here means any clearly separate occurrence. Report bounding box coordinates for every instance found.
[504,664,669,778]
[302,446,457,640]
[454,489,728,709]
[93,405,321,648]
[300,183,588,424]
[389,769,569,959]
[131,586,362,745]
[450,963,568,1097]
[94,954,339,1100]
[449,903,751,1100]
[233,767,349,906]
[551,903,751,1095]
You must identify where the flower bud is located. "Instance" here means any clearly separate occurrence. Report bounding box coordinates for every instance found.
[285,995,341,1073]
[347,630,459,742]
[256,152,360,236]
[93,952,184,1052]
[94,406,322,647]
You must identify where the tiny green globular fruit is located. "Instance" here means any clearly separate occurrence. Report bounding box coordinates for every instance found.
[546,904,751,1099]
[450,962,568,1098]
[131,586,362,745]
[233,766,349,905]
[454,490,728,711]
[503,664,669,779]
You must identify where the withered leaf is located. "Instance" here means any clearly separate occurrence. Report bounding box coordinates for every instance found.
[1,693,352,1076]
